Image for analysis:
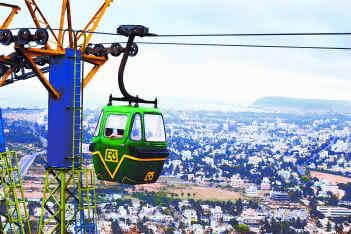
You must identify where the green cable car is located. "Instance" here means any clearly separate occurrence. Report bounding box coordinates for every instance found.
[90,105,168,184]
[89,25,169,184]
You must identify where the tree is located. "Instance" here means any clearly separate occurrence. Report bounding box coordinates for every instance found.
[235,224,250,233]
[327,192,338,206]
[335,224,343,233]
[229,218,239,228]
[326,221,331,232]
[316,220,323,228]
[288,190,302,202]
[248,200,259,209]
[111,220,122,234]
[261,218,272,233]
[235,199,243,214]
[339,183,351,201]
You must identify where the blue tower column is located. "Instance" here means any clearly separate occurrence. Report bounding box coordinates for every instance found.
[40,49,97,234]
[47,49,81,168]
[0,109,6,152]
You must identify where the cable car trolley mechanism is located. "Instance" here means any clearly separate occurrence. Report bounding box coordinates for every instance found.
[89,25,169,184]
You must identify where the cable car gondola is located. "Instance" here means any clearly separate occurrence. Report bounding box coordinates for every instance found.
[89,25,169,184]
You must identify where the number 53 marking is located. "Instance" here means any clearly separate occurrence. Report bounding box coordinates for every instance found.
[105,149,118,163]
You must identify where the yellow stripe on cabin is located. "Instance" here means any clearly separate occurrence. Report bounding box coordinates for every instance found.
[92,151,166,179]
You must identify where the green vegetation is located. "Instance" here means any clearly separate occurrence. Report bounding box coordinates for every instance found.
[235,223,250,232]
[132,191,178,206]
[301,175,310,182]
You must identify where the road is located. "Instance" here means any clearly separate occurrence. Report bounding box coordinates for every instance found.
[297,136,337,176]
[18,151,43,177]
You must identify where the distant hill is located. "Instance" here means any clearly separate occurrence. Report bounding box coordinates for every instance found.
[251,97,351,114]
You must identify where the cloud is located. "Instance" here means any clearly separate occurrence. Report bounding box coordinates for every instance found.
[84,48,351,107]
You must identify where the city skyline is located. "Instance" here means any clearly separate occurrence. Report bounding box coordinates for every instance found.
[1,1,351,108]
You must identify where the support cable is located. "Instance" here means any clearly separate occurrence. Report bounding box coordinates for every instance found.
[6,28,351,37]
[92,41,351,51]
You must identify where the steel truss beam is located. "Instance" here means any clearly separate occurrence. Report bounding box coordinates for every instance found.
[0,3,21,30]
[16,47,61,99]
[24,0,63,52]
[38,168,97,234]
[77,0,114,49]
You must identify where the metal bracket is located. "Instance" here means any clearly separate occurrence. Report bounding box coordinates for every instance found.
[108,94,158,108]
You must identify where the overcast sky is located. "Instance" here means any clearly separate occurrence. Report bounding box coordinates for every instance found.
[1,0,351,108]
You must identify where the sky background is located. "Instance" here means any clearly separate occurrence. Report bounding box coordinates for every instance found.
[1,0,351,108]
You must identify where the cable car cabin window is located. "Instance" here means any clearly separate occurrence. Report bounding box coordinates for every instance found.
[104,114,128,138]
[144,114,166,142]
[130,114,142,141]
[94,111,103,137]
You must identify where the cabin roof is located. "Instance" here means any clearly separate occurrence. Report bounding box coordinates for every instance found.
[102,105,162,115]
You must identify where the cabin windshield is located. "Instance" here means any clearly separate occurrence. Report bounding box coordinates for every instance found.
[104,114,128,138]
[94,111,103,137]
[144,114,166,142]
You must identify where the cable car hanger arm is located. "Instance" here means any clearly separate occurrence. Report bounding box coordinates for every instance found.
[118,34,135,99]
[109,25,158,108]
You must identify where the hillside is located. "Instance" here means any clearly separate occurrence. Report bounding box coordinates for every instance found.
[251,97,351,114]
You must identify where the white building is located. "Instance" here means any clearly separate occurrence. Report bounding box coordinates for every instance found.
[274,208,308,221]
[238,208,265,225]
[317,206,351,218]
[245,185,258,197]
[211,206,223,222]
[231,174,245,188]
[261,177,271,190]
[184,209,198,225]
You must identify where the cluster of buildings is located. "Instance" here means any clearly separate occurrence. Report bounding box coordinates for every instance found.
[3,108,351,233]
[85,194,310,233]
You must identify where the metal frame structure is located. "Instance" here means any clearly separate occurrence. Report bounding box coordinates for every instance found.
[0,86,28,233]
[0,3,20,30]
[0,0,114,98]
[0,1,115,233]
[0,93,29,234]
[39,168,97,234]
[0,151,31,234]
